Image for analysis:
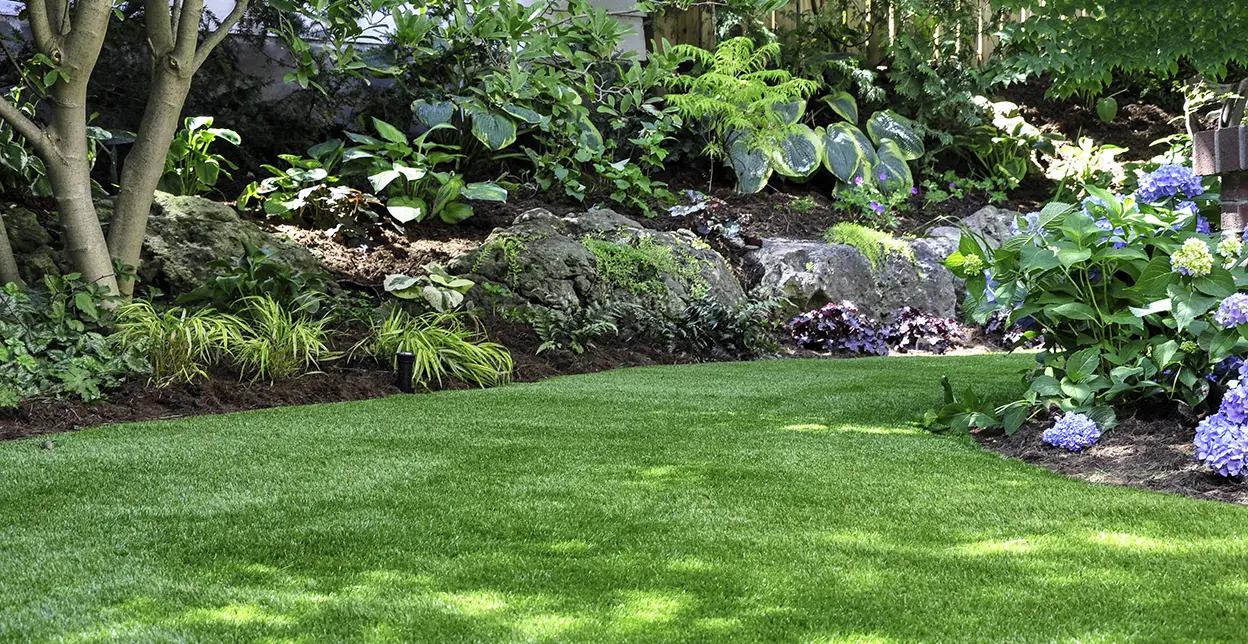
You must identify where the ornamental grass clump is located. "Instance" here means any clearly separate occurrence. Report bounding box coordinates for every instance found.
[1042,412,1102,451]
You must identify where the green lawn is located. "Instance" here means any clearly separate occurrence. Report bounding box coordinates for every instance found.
[3,355,1248,642]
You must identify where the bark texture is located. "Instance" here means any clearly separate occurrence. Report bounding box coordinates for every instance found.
[0,210,22,287]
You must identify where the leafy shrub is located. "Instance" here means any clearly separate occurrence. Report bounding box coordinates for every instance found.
[159,116,240,196]
[383,265,474,312]
[114,301,242,386]
[176,243,331,315]
[658,296,781,359]
[0,276,145,407]
[825,223,914,270]
[948,166,1234,433]
[357,309,512,388]
[832,177,911,228]
[511,303,621,356]
[233,296,337,382]
[883,307,965,354]
[788,301,889,356]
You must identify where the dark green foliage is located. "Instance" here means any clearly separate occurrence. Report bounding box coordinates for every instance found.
[176,243,331,315]
[657,296,781,359]
[0,275,147,407]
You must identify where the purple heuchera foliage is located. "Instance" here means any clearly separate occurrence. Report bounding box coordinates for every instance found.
[788,301,889,356]
[882,307,966,354]
[1042,412,1102,451]
[1136,164,1204,204]
[1215,293,1248,329]
[1194,412,1248,477]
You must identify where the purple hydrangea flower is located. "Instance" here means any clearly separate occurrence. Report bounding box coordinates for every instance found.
[1215,293,1248,329]
[1042,412,1102,451]
[1136,164,1204,204]
[1196,215,1211,235]
[1194,412,1248,477]
[1222,386,1248,424]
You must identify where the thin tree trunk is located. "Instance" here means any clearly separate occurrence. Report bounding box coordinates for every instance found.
[45,67,118,294]
[108,67,193,297]
[0,209,23,288]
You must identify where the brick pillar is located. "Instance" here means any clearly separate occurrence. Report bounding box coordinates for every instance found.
[1223,172,1248,238]
[1193,127,1248,237]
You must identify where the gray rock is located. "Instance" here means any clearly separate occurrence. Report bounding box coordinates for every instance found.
[449,207,744,315]
[141,193,322,292]
[749,233,961,319]
[957,205,1020,248]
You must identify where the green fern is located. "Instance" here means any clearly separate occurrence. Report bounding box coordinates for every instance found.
[666,37,819,160]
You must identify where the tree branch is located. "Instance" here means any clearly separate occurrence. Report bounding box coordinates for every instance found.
[173,0,205,63]
[193,0,250,72]
[146,0,175,54]
[24,0,60,59]
[0,97,51,160]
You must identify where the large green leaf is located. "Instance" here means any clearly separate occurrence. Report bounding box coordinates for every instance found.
[821,91,858,124]
[866,110,924,161]
[770,124,822,178]
[467,110,517,150]
[501,104,544,124]
[771,100,806,126]
[821,123,875,183]
[726,139,773,195]
[440,201,474,224]
[434,175,466,217]
[372,118,407,145]
[386,196,426,224]
[873,139,914,194]
[412,99,455,127]
[574,115,604,154]
[460,181,507,202]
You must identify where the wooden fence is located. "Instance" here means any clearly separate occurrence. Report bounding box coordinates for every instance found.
[649,1,1039,65]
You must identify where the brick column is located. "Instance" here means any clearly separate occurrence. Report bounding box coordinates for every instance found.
[1194,127,1248,237]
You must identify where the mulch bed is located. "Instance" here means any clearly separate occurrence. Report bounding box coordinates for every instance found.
[978,416,1248,506]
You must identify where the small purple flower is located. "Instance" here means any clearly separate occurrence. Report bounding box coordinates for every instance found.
[1042,412,1102,451]
[1215,293,1248,329]
[854,176,865,187]
[948,182,957,189]
[911,187,919,195]
[879,172,888,182]
[869,200,885,214]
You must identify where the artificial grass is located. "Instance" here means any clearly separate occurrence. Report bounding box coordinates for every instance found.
[2,354,1248,642]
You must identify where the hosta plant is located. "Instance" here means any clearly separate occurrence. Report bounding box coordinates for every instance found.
[948,171,1240,433]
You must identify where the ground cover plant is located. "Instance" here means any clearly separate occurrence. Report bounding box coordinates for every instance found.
[4,356,1248,641]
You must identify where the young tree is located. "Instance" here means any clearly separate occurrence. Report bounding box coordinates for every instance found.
[1000,0,1248,98]
[0,0,250,296]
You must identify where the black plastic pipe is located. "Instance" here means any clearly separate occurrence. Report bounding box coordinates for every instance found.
[396,351,415,393]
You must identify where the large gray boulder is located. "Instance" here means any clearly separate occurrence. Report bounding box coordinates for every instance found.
[6,194,322,291]
[449,208,744,315]
[141,193,322,292]
[748,206,1018,318]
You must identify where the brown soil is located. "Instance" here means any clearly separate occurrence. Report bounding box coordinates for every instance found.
[978,416,1248,506]
[999,76,1183,161]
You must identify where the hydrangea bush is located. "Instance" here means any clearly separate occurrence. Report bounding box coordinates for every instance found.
[947,165,1246,434]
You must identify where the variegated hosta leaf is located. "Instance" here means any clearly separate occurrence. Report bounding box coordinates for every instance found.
[874,139,914,194]
[866,110,924,161]
[412,99,456,128]
[821,91,858,124]
[575,115,604,154]
[459,181,507,202]
[501,104,544,124]
[770,124,822,178]
[467,110,518,150]
[821,122,876,183]
[383,273,423,298]
[727,139,773,194]
[771,100,806,126]
[386,196,427,224]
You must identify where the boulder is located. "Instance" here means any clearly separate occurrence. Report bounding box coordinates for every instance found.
[448,208,745,315]
[747,206,1019,319]
[6,194,322,292]
[141,193,322,292]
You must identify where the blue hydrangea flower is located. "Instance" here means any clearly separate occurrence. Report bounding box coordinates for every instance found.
[1177,201,1199,216]
[1197,215,1211,235]
[1215,293,1248,329]
[1093,217,1127,248]
[1222,385,1248,424]
[1136,164,1205,204]
[1009,211,1045,238]
[1194,412,1248,477]
[1042,412,1102,451]
[1080,195,1112,218]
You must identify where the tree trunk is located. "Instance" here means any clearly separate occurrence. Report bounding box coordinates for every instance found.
[0,208,23,288]
[45,73,118,294]
[108,66,193,297]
